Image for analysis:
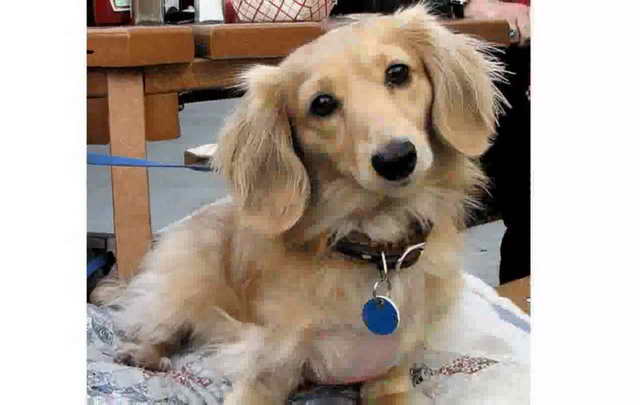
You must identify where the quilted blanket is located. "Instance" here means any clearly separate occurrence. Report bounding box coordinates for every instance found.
[87,273,529,404]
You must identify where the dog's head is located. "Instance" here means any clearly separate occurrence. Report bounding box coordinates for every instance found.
[217,5,506,235]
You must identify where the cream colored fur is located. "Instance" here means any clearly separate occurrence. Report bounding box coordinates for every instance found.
[91,4,505,404]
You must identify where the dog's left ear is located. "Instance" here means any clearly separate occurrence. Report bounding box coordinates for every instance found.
[395,5,507,157]
[216,65,310,235]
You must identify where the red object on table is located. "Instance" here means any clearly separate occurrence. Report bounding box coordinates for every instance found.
[224,0,238,23]
[92,0,132,26]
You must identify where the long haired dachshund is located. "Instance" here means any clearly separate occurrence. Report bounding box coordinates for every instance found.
[92,4,506,404]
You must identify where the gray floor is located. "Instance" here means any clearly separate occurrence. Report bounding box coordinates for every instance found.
[87,100,504,287]
[88,99,238,234]
[462,220,505,287]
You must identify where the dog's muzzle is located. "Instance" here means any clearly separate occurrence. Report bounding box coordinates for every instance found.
[371,140,417,181]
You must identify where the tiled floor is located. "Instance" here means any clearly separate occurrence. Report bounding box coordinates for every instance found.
[87,100,505,287]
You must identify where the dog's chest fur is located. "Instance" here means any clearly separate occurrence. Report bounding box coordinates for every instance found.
[251,251,427,385]
[304,323,404,384]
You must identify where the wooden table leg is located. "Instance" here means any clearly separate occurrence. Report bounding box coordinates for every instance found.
[106,69,152,280]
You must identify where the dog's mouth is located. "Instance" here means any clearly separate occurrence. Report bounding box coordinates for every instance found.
[329,219,433,270]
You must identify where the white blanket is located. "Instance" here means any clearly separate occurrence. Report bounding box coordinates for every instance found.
[87,272,529,404]
[410,273,530,404]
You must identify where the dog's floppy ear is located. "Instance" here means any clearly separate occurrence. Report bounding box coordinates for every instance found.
[395,5,507,157]
[216,65,310,235]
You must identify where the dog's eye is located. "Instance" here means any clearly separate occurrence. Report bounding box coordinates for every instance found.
[385,64,410,87]
[309,94,339,117]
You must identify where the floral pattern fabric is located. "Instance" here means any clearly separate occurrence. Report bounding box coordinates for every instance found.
[86,273,529,404]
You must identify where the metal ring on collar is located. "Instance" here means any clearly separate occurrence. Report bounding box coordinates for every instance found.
[374,251,392,299]
[380,251,389,280]
[395,242,426,271]
[373,278,393,300]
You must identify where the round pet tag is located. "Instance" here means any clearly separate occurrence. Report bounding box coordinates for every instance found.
[362,295,400,335]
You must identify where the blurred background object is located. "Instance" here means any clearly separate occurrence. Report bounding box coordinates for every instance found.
[165,0,197,24]
[131,0,166,25]
[195,0,224,23]
[226,0,337,23]
[89,0,132,26]
[330,0,462,17]
[88,0,200,26]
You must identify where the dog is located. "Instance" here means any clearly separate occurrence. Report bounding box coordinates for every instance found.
[92,4,506,404]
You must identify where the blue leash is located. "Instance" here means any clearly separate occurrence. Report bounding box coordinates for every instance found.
[87,152,212,172]
[87,152,211,276]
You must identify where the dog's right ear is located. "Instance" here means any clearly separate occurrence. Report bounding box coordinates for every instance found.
[215,65,310,236]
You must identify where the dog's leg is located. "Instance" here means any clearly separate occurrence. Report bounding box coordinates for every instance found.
[112,299,242,372]
[360,359,414,405]
[115,341,175,372]
[207,322,306,405]
[101,218,243,371]
[222,362,303,405]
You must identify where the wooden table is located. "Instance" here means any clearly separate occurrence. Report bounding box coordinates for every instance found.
[87,18,510,280]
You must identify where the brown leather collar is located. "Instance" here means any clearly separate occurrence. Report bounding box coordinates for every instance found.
[332,220,433,271]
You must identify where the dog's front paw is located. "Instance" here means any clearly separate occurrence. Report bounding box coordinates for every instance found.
[114,342,172,372]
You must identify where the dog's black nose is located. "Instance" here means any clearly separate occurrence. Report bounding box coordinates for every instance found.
[371,140,417,181]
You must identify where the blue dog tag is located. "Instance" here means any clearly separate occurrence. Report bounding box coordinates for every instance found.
[362,296,399,335]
